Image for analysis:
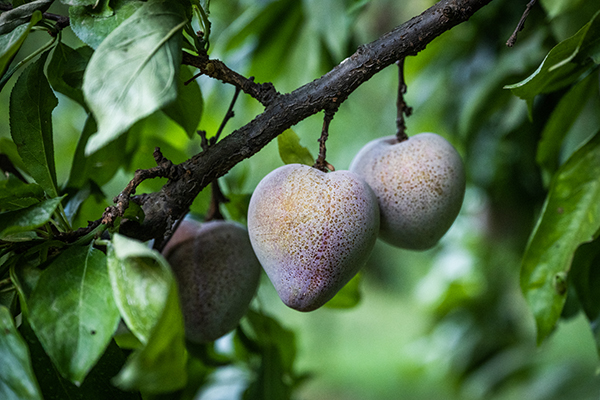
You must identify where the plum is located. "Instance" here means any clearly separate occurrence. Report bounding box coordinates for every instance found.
[247,163,379,312]
[162,219,261,343]
[350,133,465,250]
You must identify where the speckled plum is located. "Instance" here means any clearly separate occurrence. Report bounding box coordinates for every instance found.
[162,219,261,343]
[247,163,380,312]
[350,133,465,250]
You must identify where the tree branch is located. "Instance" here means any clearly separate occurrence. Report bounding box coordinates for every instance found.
[120,0,494,241]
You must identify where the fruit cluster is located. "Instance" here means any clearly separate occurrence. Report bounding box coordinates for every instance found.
[164,132,465,343]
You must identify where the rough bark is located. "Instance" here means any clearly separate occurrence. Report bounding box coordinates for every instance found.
[120,0,494,241]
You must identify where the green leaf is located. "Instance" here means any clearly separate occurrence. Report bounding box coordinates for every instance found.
[66,115,130,188]
[505,11,600,106]
[241,310,298,400]
[28,245,121,385]
[162,65,203,138]
[0,137,27,174]
[112,282,187,393]
[277,129,314,166]
[82,0,187,155]
[521,130,600,344]
[9,50,59,198]
[0,176,44,211]
[536,72,597,173]
[570,235,600,323]
[0,306,43,400]
[0,11,42,77]
[107,234,172,344]
[20,319,140,400]
[0,196,63,239]
[10,260,42,317]
[0,0,52,35]
[224,193,252,224]
[47,42,93,109]
[69,0,144,49]
[324,272,361,309]
[61,0,99,6]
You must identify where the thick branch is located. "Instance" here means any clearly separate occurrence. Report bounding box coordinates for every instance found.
[120,0,493,241]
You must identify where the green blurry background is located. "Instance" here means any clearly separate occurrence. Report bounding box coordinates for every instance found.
[2,0,600,398]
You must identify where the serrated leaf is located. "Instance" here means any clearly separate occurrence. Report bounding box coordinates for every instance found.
[28,245,121,385]
[107,234,172,344]
[0,176,44,211]
[0,306,43,400]
[112,282,187,393]
[69,0,143,49]
[82,0,186,155]
[536,72,597,173]
[0,11,42,77]
[505,11,600,106]
[0,196,63,238]
[521,130,600,344]
[277,129,314,166]
[162,65,202,138]
[9,50,59,198]
[47,42,93,109]
[0,0,51,35]
[324,272,361,309]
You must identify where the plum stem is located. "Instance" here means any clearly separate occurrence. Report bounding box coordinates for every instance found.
[313,107,337,172]
[395,58,412,142]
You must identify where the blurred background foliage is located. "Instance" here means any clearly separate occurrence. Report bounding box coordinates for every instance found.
[2,0,600,398]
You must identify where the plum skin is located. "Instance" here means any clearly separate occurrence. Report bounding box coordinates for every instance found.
[162,219,261,343]
[350,133,466,250]
[247,163,380,312]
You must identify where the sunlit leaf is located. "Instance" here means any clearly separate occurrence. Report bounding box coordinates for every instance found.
[112,282,187,393]
[82,0,186,155]
[107,234,172,344]
[505,11,600,108]
[28,245,121,385]
[47,42,93,109]
[69,0,143,49]
[521,130,600,344]
[9,50,59,198]
[0,11,42,77]
[163,65,203,138]
[324,272,361,309]
[0,0,51,35]
[0,196,63,239]
[277,129,314,166]
[0,306,42,400]
[536,72,597,173]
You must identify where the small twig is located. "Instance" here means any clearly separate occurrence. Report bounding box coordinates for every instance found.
[182,51,280,107]
[313,108,338,172]
[0,4,70,36]
[214,86,242,144]
[507,0,537,47]
[395,58,412,142]
[102,147,182,226]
